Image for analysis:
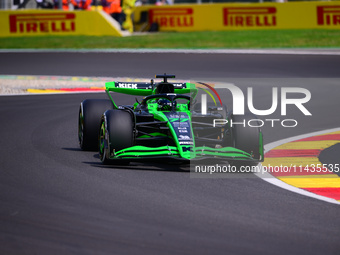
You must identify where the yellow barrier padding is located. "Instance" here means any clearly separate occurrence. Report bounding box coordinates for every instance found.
[134,1,340,32]
[0,9,123,37]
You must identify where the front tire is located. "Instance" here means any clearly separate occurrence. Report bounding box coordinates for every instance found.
[99,110,134,165]
[229,113,263,167]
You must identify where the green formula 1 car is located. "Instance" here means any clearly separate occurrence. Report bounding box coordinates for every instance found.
[78,74,264,166]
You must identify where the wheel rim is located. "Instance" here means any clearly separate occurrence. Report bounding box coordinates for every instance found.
[99,121,106,161]
[78,110,84,147]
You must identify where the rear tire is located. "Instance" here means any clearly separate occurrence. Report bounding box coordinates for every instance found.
[193,102,227,119]
[99,110,134,165]
[78,99,113,151]
[229,113,263,167]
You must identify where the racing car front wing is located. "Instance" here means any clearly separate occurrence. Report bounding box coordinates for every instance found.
[110,145,260,162]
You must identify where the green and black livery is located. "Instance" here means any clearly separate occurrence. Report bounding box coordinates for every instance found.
[78,74,264,165]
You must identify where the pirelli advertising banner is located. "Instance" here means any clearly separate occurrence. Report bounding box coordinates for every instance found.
[0,10,123,37]
[135,1,340,31]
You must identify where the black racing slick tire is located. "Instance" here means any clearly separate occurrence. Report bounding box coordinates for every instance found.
[78,99,113,151]
[230,113,263,167]
[99,110,134,165]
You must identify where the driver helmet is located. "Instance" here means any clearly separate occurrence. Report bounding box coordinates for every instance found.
[157,99,172,111]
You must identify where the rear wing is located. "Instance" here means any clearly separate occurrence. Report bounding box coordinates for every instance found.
[105,81,196,96]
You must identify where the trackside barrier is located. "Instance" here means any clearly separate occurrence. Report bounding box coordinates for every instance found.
[0,10,124,37]
[134,1,340,32]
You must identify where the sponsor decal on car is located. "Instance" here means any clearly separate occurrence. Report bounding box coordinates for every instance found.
[117,83,138,89]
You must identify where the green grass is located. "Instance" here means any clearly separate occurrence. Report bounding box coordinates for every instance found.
[1,29,340,49]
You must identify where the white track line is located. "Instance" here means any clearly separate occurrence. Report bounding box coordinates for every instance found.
[256,127,340,205]
[1,48,340,55]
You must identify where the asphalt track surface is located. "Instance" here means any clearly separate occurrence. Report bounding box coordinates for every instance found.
[1,52,340,255]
